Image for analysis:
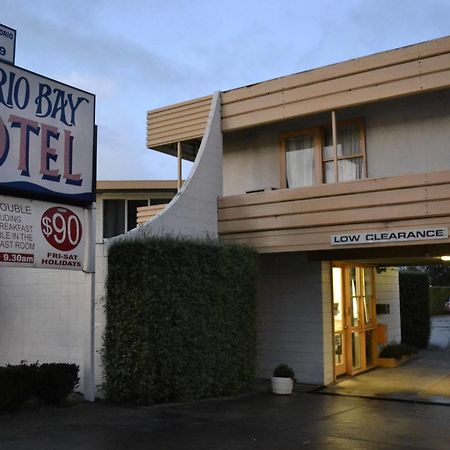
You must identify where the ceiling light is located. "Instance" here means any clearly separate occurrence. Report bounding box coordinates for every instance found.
[441,256,450,261]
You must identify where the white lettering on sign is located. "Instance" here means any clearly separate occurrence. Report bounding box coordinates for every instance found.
[331,227,449,246]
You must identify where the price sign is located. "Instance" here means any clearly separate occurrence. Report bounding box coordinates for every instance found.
[41,207,82,251]
[0,195,85,270]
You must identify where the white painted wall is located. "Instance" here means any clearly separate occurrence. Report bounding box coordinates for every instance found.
[0,268,85,367]
[375,267,401,344]
[321,261,334,385]
[365,91,450,179]
[256,252,333,385]
[0,227,108,396]
[223,90,450,196]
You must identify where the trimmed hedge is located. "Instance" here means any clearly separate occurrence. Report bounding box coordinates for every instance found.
[399,271,430,348]
[36,363,80,405]
[0,362,79,411]
[429,286,450,316]
[103,236,259,404]
[0,363,38,411]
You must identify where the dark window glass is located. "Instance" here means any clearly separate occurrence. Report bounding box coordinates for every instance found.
[150,198,171,205]
[127,200,149,231]
[103,200,125,238]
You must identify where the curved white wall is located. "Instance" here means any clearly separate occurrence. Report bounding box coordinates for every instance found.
[130,92,223,239]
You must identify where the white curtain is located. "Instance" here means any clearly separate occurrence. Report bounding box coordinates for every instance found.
[324,125,363,183]
[286,136,314,187]
[338,159,358,181]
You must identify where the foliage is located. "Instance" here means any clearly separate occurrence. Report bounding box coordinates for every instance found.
[103,236,259,404]
[36,363,80,405]
[399,271,430,349]
[404,264,450,286]
[0,362,38,410]
[424,265,450,286]
[429,287,450,316]
[379,343,417,360]
[0,362,79,411]
[273,364,295,379]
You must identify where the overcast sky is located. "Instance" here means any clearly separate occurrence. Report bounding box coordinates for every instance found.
[2,0,449,181]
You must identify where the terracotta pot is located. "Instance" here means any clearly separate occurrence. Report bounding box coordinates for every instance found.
[377,354,415,368]
[271,376,294,395]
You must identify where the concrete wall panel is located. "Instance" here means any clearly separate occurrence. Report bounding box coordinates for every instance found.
[375,268,401,344]
[257,252,329,385]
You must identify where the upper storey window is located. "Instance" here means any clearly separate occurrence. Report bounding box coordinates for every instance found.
[281,119,366,188]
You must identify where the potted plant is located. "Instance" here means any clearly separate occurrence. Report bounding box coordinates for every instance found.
[377,343,418,368]
[271,364,295,395]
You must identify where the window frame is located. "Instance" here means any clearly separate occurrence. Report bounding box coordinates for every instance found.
[279,118,367,188]
[101,194,174,239]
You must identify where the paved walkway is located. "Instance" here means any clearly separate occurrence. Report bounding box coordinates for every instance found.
[429,315,450,349]
[1,387,450,449]
[320,316,450,405]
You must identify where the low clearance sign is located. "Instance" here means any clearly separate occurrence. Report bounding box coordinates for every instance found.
[0,62,95,205]
[331,227,449,246]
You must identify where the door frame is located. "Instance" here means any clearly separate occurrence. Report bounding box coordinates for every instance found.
[332,263,377,379]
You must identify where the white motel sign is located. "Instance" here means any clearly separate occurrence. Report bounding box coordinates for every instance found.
[0,62,95,205]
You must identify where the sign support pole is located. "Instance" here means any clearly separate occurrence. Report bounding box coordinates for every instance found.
[82,203,96,401]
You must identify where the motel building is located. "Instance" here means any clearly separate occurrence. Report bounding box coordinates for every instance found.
[1,36,449,395]
[139,35,450,385]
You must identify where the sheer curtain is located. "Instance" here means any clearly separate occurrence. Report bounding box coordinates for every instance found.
[339,125,362,181]
[285,135,315,187]
[324,125,362,183]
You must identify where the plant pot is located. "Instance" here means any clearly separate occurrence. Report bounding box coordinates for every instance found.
[377,355,415,368]
[271,376,294,395]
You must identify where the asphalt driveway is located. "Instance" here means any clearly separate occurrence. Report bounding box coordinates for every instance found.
[2,318,450,449]
[1,386,450,450]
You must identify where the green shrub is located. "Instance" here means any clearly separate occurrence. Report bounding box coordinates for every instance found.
[273,364,295,379]
[103,236,259,404]
[399,271,430,348]
[35,363,79,405]
[429,286,450,316]
[0,362,38,411]
[379,343,417,360]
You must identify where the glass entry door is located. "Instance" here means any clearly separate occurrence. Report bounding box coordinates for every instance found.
[333,264,376,377]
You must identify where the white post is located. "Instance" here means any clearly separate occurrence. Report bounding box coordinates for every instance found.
[332,110,338,182]
[177,141,182,192]
[82,203,96,401]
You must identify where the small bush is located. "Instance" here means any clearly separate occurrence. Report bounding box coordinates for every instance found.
[0,362,38,411]
[379,343,417,360]
[273,364,295,379]
[36,363,80,405]
[429,286,450,315]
